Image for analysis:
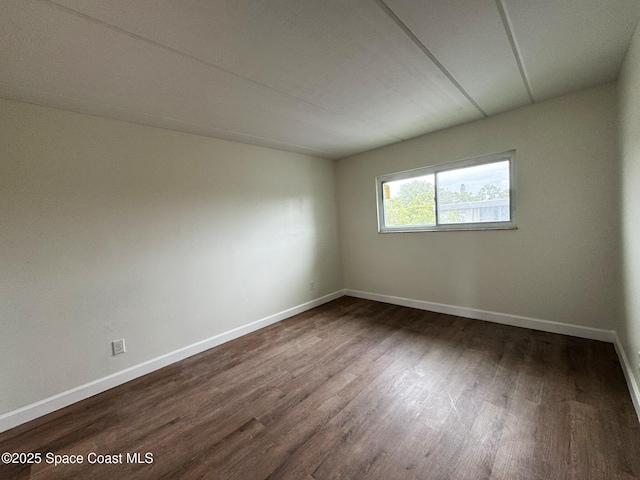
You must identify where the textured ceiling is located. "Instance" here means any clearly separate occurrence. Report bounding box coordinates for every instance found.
[1,0,639,159]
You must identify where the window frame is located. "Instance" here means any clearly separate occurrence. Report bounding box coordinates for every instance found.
[376,150,517,233]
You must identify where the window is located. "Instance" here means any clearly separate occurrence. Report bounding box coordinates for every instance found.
[376,151,516,232]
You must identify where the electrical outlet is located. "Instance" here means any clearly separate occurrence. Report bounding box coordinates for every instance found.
[112,339,126,356]
[310,281,315,290]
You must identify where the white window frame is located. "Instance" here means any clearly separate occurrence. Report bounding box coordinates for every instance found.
[376,150,517,233]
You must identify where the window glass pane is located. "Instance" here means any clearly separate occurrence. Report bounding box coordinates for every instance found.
[436,161,510,224]
[383,174,435,227]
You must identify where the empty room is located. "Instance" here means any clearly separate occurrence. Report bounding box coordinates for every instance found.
[2,0,640,479]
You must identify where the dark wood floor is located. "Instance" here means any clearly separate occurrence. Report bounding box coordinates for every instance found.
[1,297,639,479]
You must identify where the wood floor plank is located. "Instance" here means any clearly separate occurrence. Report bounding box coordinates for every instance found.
[1,296,639,480]
[489,398,538,480]
[449,401,507,480]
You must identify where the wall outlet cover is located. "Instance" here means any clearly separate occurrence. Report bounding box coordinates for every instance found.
[112,339,126,356]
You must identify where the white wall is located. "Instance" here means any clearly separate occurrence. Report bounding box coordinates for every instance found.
[0,99,343,416]
[619,21,640,400]
[337,83,621,330]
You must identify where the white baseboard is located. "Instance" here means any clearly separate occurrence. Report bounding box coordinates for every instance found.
[4,289,637,433]
[345,289,614,342]
[612,331,640,422]
[0,290,345,434]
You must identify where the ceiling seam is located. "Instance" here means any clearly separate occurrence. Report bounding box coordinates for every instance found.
[495,0,535,103]
[40,0,404,143]
[0,81,336,157]
[375,0,487,118]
